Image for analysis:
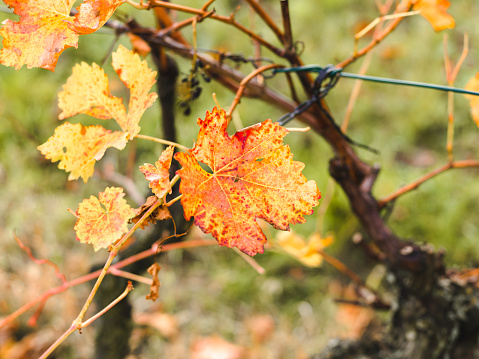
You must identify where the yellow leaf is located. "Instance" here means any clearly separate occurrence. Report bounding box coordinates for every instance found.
[276,231,333,267]
[464,73,479,127]
[40,46,158,182]
[412,0,455,31]
[37,122,127,182]
[112,45,158,138]
[58,62,127,122]
[74,187,135,251]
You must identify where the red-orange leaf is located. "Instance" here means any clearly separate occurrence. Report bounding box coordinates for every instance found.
[0,0,124,71]
[67,0,125,35]
[0,0,79,71]
[74,187,135,251]
[464,73,479,127]
[37,122,127,182]
[175,107,321,256]
[140,146,174,199]
[412,0,455,31]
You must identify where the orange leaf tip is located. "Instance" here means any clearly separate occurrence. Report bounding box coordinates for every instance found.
[412,0,455,32]
[140,146,174,199]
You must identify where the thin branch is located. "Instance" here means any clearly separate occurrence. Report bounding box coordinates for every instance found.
[39,282,134,359]
[165,194,182,207]
[317,248,388,307]
[378,160,479,207]
[201,0,215,11]
[233,247,265,274]
[341,50,374,132]
[0,239,217,329]
[244,0,284,43]
[14,234,67,284]
[148,0,284,56]
[38,324,77,359]
[226,63,283,119]
[280,1,292,51]
[81,282,134,328]
[74,199,161,326]
[135,134,190,152]
[109,268,153,285]
[337,3,413,69]
[286,126,310,132]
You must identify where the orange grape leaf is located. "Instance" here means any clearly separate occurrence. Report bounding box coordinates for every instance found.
[0,0,123,71]
[412,0,455,31]
[67,0,125,35]
[130,196,172,229]
[140,146,174,199]
[74,187,135,251]
[175,107,321,256]
[464,73,479,127]
[275,231,333,267]
[0,0,79,71]
[112,45,158,138]
[37,122,127,182]
[58,62,127,122]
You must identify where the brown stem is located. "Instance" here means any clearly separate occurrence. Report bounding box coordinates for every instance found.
[280,0,293,51]
[378,160,479,207]
[149,0,284,56]
[226,63,283,120]
[244,0,284,43]
[0,239,217,329]
[336,4,412,69]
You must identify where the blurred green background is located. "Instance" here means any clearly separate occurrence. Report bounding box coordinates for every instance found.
[1,1,479,358]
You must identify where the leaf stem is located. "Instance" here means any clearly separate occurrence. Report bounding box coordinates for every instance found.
[170,174,181,188]
[165,194,182,207]
[227,64,284,121]
[286,126,310,132]
[135,134,190,152]
[378,160,479,207]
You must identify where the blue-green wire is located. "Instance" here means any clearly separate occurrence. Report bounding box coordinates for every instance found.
[273,66,479,97]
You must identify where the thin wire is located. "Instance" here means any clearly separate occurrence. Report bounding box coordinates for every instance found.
[275,65,378,153]
[274,66,479,97]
